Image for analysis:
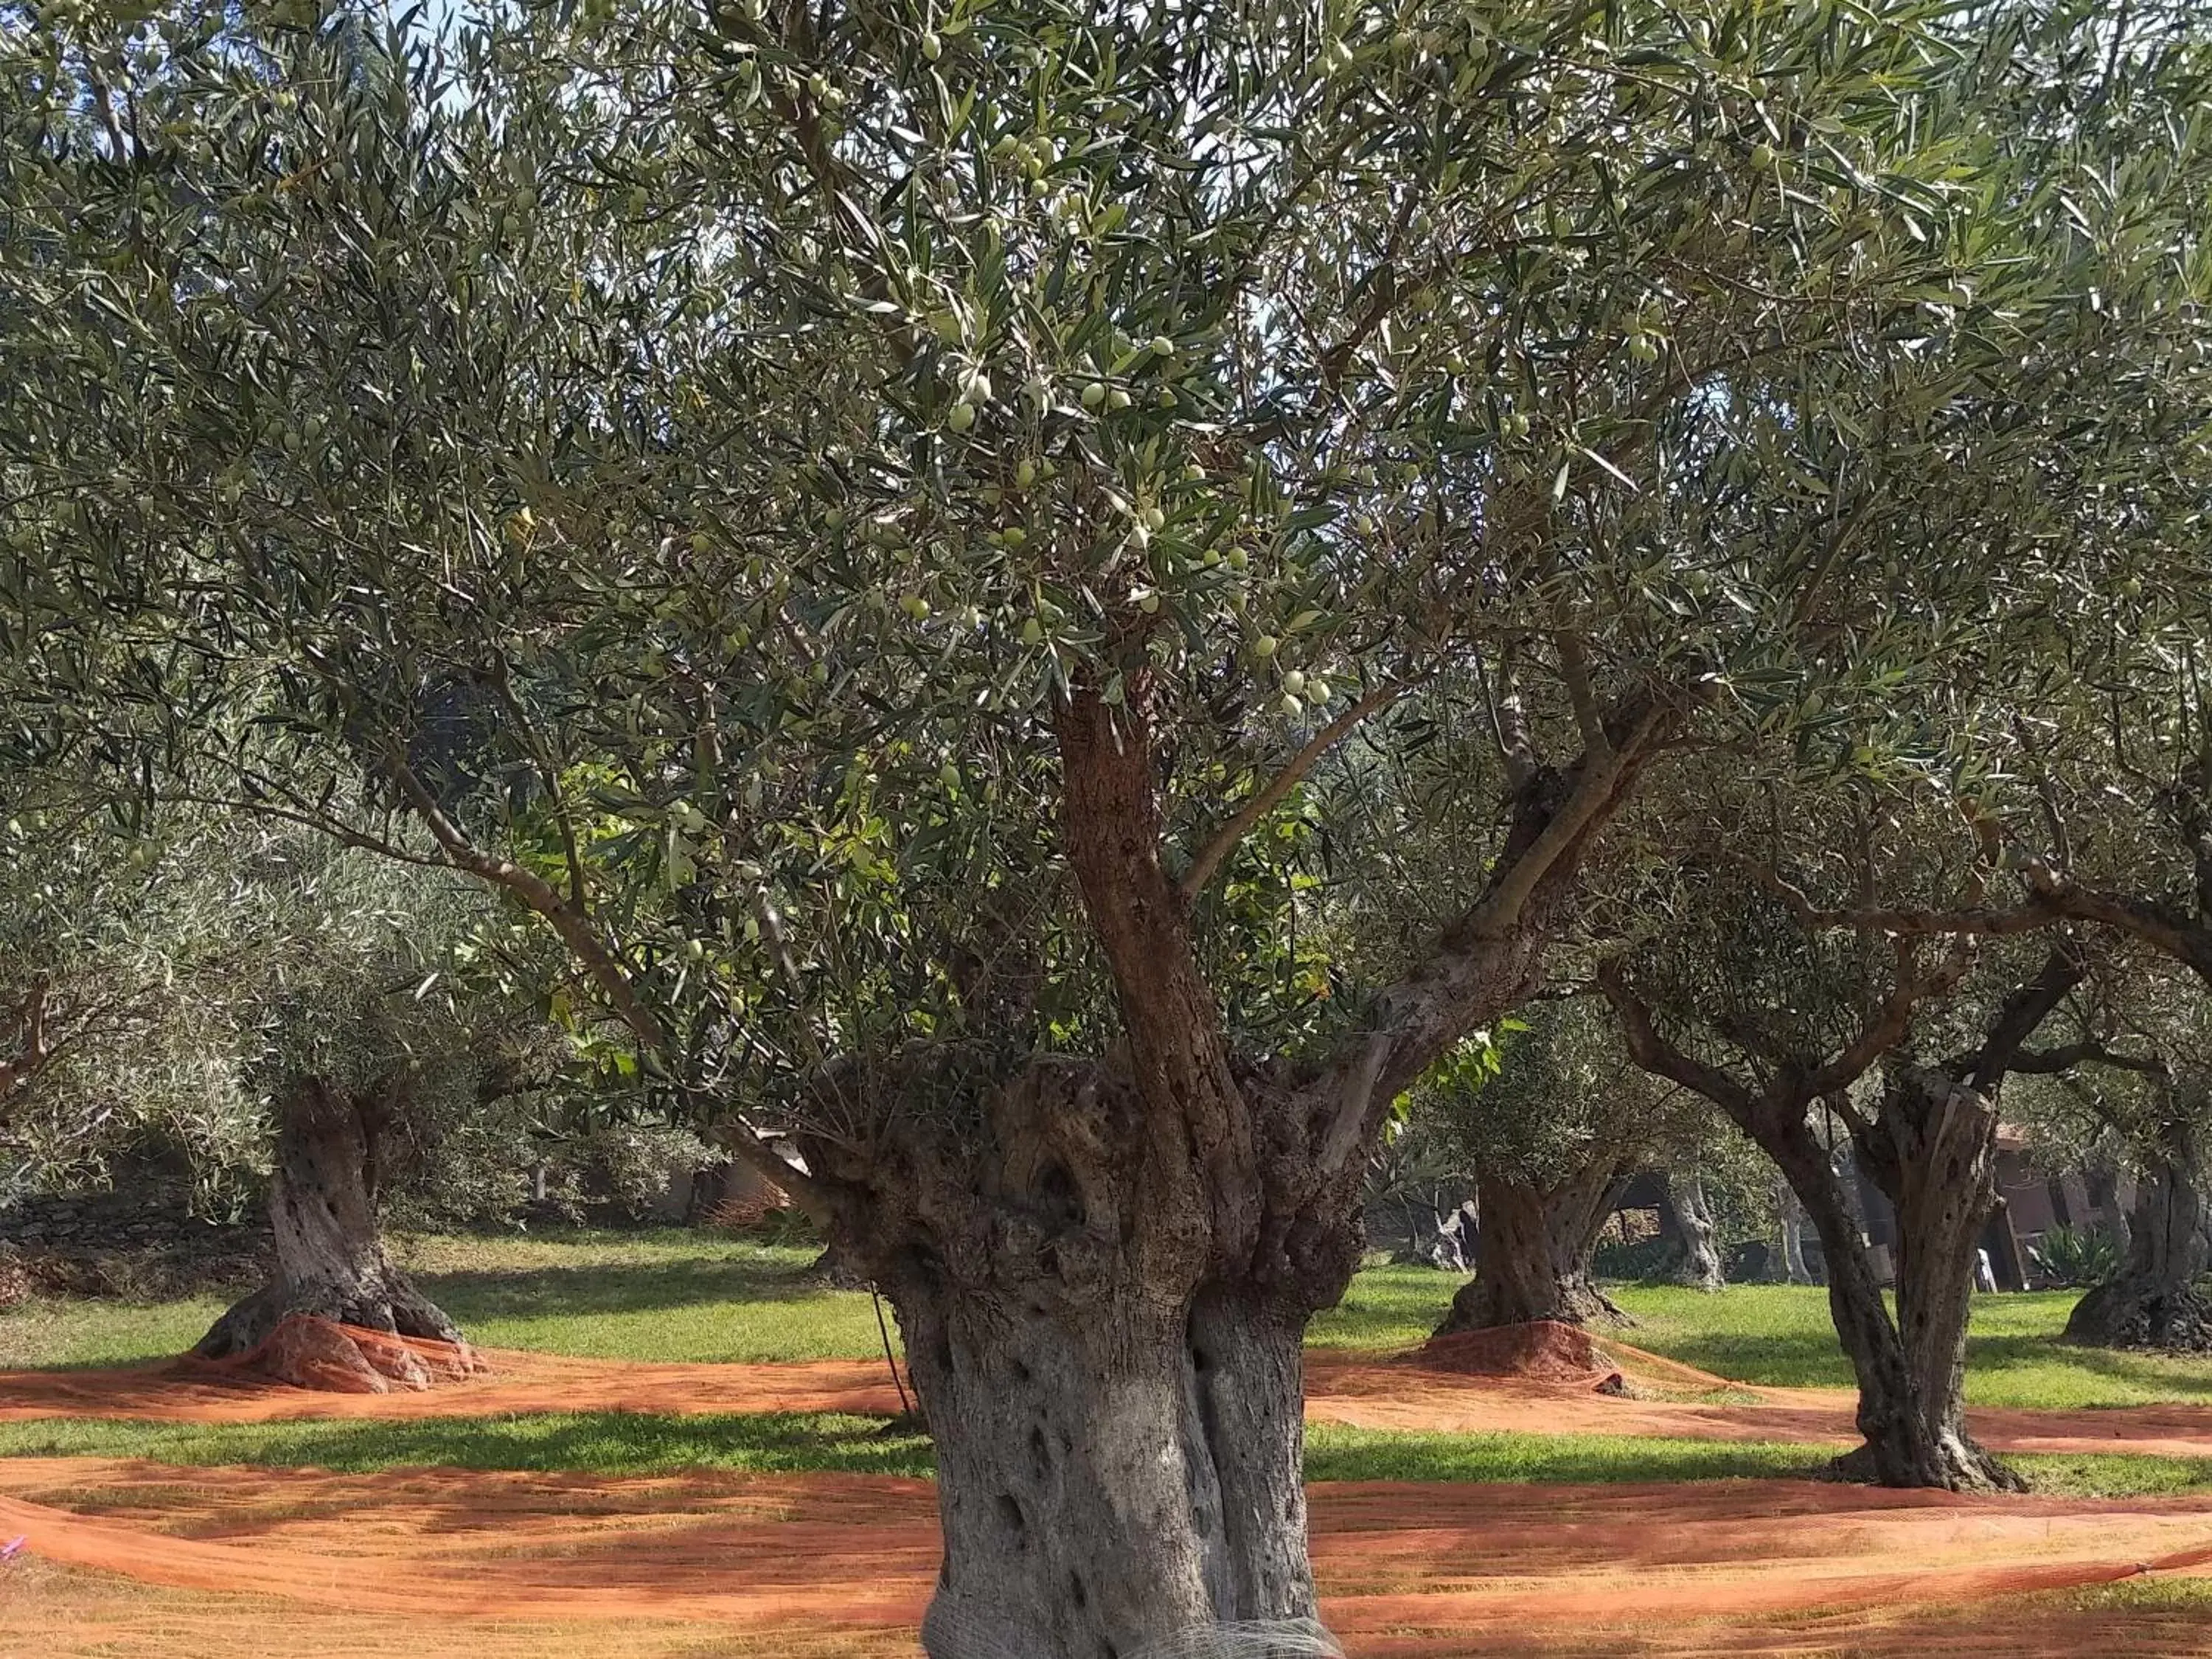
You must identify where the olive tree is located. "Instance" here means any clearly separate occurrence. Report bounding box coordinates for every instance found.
[2000,953,2212,1351]
[1413,997,1705,1329]
[7,0,2200,1648]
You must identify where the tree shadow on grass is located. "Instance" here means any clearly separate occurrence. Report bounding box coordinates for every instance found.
[0,1409,938,1482]
[419,1257,850,1324]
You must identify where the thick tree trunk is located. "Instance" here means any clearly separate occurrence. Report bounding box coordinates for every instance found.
[1751,1114,2013,1490]
[1433,1163,1629,1332]
[194,1075,462,1360]
[899,1274,1326,1659]
[810,1056,1363,1659]
[1660,1169,1724,1291]
[1767,1132,1949,1486]
[1849,1068,2023,1492]
[2065,1127,2212,1352]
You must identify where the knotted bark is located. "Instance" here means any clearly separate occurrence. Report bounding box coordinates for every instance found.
[1433,1162,1631,1332]
[1660,1169,1725,1291]
[194,1074,463,1363]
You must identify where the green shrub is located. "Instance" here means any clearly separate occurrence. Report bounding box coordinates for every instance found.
[2030,1222,2122,1289]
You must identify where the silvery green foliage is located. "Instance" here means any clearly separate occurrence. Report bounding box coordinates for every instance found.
[0,796,557,1211]
[4,0,2205,1149]
[1410,998,1705,1189]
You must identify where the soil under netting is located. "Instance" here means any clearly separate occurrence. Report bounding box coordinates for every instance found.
[1,1461,2210,1657]
[11,1335,2212,1460]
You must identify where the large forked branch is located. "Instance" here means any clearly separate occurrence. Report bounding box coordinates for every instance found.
[1304,692,1677,1178]
[1804,936,1978,1097]
[1178,678,1416,902]
[1054,674,1256,1231]
[1598,961,1770,1125]
[380,751,828,1217]
[1958,941,2087,1091]
[1759,860,2212,987]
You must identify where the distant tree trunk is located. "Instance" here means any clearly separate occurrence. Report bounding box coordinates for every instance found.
[2098,1161,2135,1260]
[1433,1161,1630,1332]
[2065,1124,2212,1352]
[193,1074,463,1360]
[1775,1175,1813,1284]
[1661,1169,1724,1291]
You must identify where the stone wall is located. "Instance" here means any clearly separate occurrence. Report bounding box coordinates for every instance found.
[0,1187,268,1304]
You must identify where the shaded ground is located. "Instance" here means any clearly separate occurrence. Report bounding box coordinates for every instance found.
[2,1461,2211,1657]
[10,1342,2212,1463]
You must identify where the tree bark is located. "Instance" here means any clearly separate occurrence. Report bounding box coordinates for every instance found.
[1845,1066,2023,1491]
[768,677,1674,1658]
[2065,1124,2212,1352]
[193,1074,463,1360]
[812,1057,1358,1659]
[1433,1163,1630,1331]
[1775,1174,1813,1284]
[1660,1169,1724,1291]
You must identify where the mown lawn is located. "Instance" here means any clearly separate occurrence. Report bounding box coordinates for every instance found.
[2,1408,2205,1499]
[1312,1263,2212,1411]
[7,1231,2210,1412]
[0,1230,886,1371]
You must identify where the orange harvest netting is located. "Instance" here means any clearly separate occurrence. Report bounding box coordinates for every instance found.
[1,1461,2210,1657]
[181,1315,488,1395]
[8,1321,2212,1459]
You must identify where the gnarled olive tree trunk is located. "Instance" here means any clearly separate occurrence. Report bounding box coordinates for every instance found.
[1433,1161,1630,1332]
[773,678,1674,1659]
[194,1074,462,1360]
[1660,1169,1724,1291]
[1843,1066,2022,1491]
[814,1057,1360,1659]
[1753,1119,1967,1488]
[2065,1124,2211,1351]
[1606,963,2047,1493]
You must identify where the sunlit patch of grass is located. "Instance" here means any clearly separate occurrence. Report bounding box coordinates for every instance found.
[0,1229,891,1370]
[1312,1267,2212,1410]
[9,1232,2211,1412]
[4,1411,2207,1498]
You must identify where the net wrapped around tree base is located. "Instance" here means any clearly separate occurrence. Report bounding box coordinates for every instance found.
[1413,1318,1629,1391]
[177,1314,487,1394]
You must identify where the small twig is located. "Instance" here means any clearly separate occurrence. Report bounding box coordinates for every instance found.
[872,1290,914,1419]
[1178,676,1419,901]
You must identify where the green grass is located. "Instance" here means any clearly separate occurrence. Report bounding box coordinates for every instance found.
[1,1408,2203,1498]
[1312,1263,2212,1411]
[8,1231,2211,1413]
[0,1409,933,1478]
[1606,1281,2212,1410]
[0,1228,891,1371]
